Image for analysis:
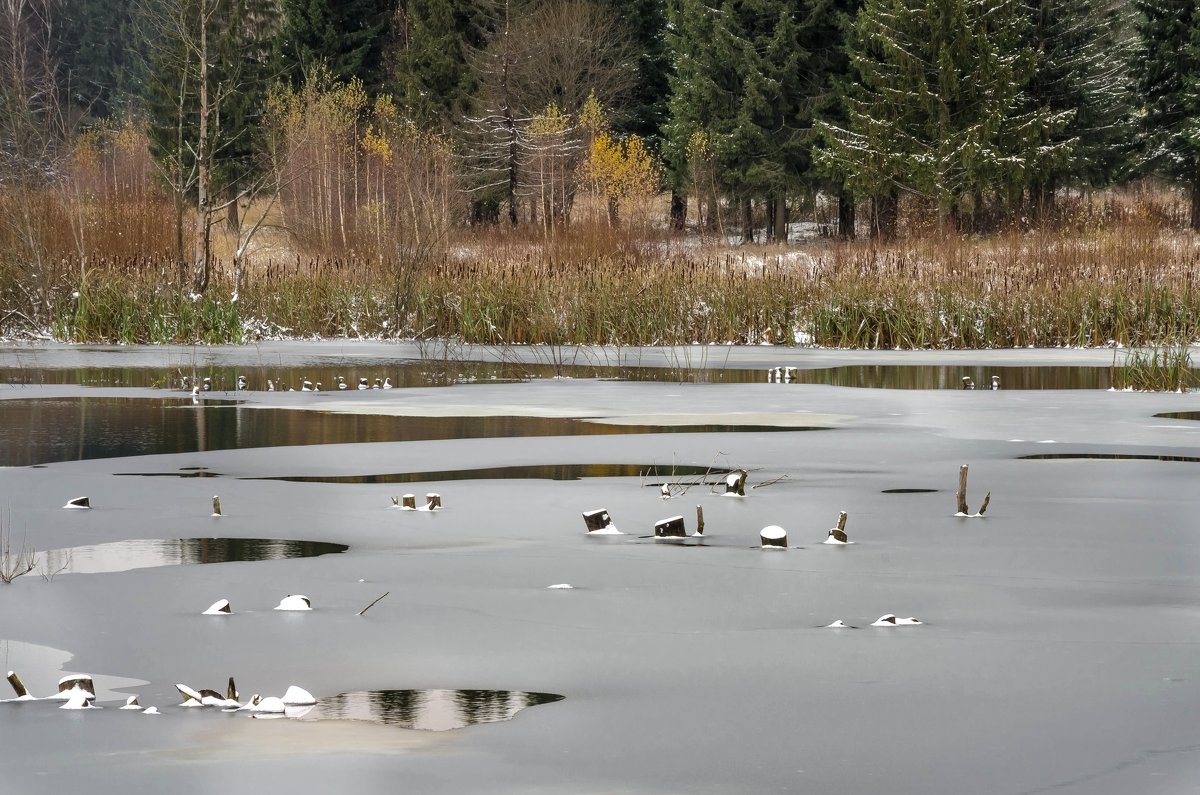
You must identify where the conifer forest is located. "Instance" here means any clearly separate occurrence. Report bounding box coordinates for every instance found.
[1,0,1198,348]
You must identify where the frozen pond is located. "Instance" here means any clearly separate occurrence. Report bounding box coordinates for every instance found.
[0,341,1199,794]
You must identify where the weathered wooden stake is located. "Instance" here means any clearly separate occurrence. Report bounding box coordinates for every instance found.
[956,465,969,514]
[212,496,222,517]
[402,494,417,510]
[7,670,29,698]
[828,511,849,543]
[978,491,991,515]
[695,505,705,536]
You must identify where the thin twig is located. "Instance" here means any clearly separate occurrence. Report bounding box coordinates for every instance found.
[358,591,390,616]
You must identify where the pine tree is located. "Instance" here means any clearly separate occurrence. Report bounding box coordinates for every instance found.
[277,0,392,93]
[820,0,1070,231]
[1134,0,1200,228]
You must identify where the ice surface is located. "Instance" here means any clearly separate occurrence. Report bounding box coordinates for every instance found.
[1,342,1199,794]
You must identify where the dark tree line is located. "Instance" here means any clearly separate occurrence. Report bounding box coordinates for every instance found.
[15,0,1200,242]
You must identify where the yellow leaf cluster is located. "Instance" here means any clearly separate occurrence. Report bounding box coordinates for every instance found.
[579,133,660,201]
[529,102,569,137]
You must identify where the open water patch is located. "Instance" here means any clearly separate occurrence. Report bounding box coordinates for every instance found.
[881,488,939,494]
[40,537,348,575]
[0,397,820,466]
[1019,453,1200,463]
[297,689,564,731]
[254,463,716,484]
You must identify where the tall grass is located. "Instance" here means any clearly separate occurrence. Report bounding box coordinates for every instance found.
[1111,345,1195,392]
[20,225,1200,347]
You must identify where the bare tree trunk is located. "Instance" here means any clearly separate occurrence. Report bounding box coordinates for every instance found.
[837,187,856,239]
[773,196,787,243]
[670,192,686,231]
[192,0,211,296]
[740,198,753,244]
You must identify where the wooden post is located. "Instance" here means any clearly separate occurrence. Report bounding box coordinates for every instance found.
[828,511,849,543]
[402,494,417,510]
[212,496,222,517]
[425,493,442,510]
[978,492,991,515]
[725,469,748,496]
[695,505,705,536]
[7,670,29,698]
[956,465,969,514]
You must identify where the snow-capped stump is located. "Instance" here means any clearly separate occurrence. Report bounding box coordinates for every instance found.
[401,494,417,510]
[211,496,222,517]
[760,525,787,548]
[583,509,620,534]
[120,696,141,710]
[142,706,160,715]
[825,620,851,628]
[60,689,98,710]
[422,493,442,511]
[962,376,975,390]
[660,483,672,498]
[654,516,687,539]
[203,599,232,615]
[546,583,574,589]
[871,614,923,627]
[955,464,991,517]
[724,470,748,496]
[56,675,96,700]
[63,496,90,509]
[274,594,312,611]
[991,374,1001,390]
[281,685,316,706]
[824,511,851,544]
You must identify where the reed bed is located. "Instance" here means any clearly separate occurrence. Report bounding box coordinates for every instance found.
[5,215,1200,348]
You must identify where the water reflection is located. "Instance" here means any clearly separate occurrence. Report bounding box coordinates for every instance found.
[256,463,717,484]
[0,362,1150,391]
[1019,453,1200,463]
[0,398,819,466]
[304,689,564,731]
[41,537,348,575]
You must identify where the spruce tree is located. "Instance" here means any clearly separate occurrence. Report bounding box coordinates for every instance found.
[820,0,1069,231]
[392,0,495,127]
[57,0,139,118]
[1134,0,1200,228]
[277,0,392,93]
[1024,0,1136,216]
